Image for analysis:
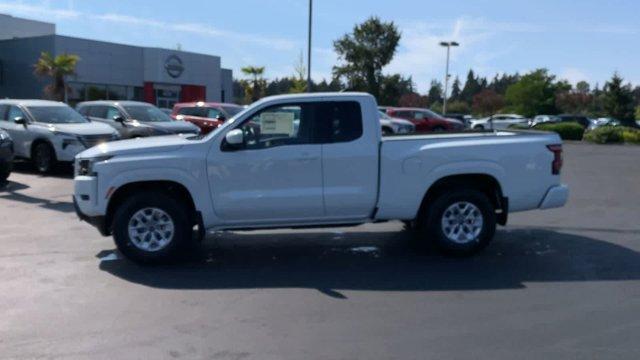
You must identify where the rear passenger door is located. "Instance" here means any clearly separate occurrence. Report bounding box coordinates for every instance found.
[318,101,379,220]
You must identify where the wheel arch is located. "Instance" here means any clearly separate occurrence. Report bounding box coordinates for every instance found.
[30,137,57,160]
[105,180,198,235]
[416,173,508,226]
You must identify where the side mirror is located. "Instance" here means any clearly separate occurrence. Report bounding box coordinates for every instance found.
[14,117,27,126]
[113,116,127,126]
[224,129,244,149]
[215,114,226,122]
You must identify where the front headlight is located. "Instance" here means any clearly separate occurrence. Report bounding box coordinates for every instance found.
[53,131,82,148]
[75,156,112,176]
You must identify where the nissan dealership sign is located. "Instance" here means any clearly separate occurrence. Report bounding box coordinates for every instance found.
[164,55,185,78]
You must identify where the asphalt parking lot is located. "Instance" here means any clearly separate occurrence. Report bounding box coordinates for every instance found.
[1,142,639,359]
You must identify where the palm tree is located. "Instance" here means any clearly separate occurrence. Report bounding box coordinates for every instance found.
[33,52,80,102]
[241,66,266,102]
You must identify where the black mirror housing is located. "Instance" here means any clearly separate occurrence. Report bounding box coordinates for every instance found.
[14,117,27,126]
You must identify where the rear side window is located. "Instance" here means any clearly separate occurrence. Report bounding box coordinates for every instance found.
[0,105,7,121]
[315,101,363,143]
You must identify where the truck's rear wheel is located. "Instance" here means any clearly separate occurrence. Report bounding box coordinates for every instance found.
[419,189,496,256]
[112,192,192,264]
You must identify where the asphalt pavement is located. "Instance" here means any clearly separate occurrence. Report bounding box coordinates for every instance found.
[1,142,639,359]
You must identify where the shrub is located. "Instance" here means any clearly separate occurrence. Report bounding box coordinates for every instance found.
[583,126,640,144]
[622,128,640,144]
[533,122,585,140]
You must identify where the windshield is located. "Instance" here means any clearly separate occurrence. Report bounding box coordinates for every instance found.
[379,111,391,120]
[222,106,243,117]
[27,106,89,124]
[123,105,173,122]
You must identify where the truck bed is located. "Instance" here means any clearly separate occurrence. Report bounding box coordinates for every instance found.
[376,129,562,220]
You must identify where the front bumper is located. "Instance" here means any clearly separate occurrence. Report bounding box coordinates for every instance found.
[539,184,569,209]
[73,195,109,236]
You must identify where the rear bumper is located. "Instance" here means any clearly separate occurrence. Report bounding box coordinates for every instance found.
[539,184,569,209]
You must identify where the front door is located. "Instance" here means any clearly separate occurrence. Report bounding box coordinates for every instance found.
[207,103,324,224]
[1,106,33,158]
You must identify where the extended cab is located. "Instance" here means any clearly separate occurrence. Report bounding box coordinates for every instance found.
[73,93,569,263]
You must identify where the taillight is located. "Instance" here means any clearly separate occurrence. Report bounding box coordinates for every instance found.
[547,144,563,175]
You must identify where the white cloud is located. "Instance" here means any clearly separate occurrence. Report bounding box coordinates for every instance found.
[386,17,496,93]
[0,1,79,19]
[560,68,589,85]
[0,3,296,50]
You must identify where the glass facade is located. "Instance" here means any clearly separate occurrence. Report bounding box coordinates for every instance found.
[67,82,144,107]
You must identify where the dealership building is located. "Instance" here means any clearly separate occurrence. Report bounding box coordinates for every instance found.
[0,14,234,108]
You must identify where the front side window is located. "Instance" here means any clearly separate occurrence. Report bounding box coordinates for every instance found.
[0,105,8,121]
[7,106,27,123]
[105,107,122,120]
[123,105,172,123]
[27,106,88,124]
[237,104,308,150]
[88,106,107,118]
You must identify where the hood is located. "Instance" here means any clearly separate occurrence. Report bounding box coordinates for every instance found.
[35,122,117,136]
[77,135,192,158]
[144,120,200,134]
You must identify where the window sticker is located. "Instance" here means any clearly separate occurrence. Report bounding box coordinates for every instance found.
[260,112,295,135]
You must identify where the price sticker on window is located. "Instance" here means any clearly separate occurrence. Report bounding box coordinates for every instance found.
[260,112,295,135]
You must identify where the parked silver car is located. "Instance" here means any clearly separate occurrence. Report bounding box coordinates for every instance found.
[77,101,200,139]
[378,111,415,135]
[0,100,119,173]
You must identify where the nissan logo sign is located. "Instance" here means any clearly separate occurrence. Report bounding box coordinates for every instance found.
[164,55,184,78]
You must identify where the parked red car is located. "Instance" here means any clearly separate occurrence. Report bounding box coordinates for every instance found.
[386,107,464,132]
[171,102,244,134]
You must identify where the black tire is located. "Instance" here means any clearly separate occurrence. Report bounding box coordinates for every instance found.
[418,189,496,257]
[382,127,393,136]
[474,125,485,130]
[432,126,446,132]
[0,162,11,183]
[112,192,193,264]
[32,142,56,174]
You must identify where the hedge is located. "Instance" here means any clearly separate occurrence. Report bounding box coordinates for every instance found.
[584,126,640,144]
[533,122,585,141]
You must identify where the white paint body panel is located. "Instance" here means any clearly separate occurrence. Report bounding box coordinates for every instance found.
[73,93,568,233]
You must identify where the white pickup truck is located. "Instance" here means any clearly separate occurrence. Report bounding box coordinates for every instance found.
[73,93,569,263]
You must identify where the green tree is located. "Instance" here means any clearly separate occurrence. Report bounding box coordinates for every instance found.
[33,52,80,102]
[449,76,462,101]
[241,66,266,103]
[505,69,559,117]
[460,70,484,104]
[636,106,640,120]
[333,17,401,100]
[472,89,505,116]
[602,73,635,121]
[378,74,414,106]
[576,81,590,94]
[290,51,307,94]
[446,100,471,114]
[427,80,443,105]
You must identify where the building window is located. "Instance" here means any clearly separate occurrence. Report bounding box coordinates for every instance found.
[87,85,107,101]
[107,85,127,100]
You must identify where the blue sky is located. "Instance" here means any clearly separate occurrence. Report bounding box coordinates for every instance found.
[1,0,639,92]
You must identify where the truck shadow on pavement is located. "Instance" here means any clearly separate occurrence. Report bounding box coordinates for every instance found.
[0,180,75,213]
[11,161,74,179]
[98,228,640,298]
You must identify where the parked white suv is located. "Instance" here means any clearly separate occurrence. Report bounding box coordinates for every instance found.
[74,93,568,263]
[0,100,119,173]
[470,114,528,130]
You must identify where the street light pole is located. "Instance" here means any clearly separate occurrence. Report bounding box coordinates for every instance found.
[439,41,459,115]
[307,0,313,93]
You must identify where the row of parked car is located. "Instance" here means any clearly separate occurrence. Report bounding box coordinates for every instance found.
[0,99,439,179]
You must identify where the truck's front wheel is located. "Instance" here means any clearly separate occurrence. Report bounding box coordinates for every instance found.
[112,192,192,264]
[420,189,496,256]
